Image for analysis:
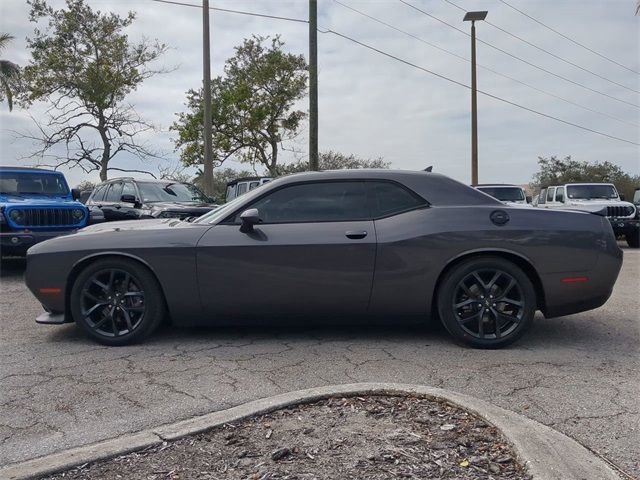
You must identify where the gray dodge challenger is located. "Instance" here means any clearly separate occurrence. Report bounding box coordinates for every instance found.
[25,170,623,348]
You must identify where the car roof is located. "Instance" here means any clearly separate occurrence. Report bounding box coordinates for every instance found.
[227,176,270,186]
[99,177,188,185]
[0,166,62,174]
[252,169,501,207]
[473,184,522,188]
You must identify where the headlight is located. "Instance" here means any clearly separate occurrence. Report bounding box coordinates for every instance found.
[9,209,24,222]
[71,208,85,220]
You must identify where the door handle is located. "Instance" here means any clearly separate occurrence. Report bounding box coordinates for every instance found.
[345,230,367,239]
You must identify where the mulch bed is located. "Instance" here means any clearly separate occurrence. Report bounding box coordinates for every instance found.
[43,395,531,479]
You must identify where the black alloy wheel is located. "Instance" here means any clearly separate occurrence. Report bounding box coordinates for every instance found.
[438,257,536,348]
[71,258,165,345]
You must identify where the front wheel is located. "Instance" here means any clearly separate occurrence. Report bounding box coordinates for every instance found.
[437,257,536,348]
[70,258,165,346]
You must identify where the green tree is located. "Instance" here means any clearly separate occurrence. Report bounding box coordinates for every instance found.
[21,0,168,180]
[172,35,308,179]
[0,33,21,111]
[530,155,640,200]
[276,150,390,175]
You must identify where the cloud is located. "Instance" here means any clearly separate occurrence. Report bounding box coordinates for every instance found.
[0,0,638,188]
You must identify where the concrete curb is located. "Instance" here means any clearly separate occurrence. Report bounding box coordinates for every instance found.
[0,383,620,480]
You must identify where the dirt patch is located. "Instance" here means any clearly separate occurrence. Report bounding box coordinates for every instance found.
[43,395,531,479]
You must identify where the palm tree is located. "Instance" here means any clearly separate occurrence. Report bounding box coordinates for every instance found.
[0,33,20,111]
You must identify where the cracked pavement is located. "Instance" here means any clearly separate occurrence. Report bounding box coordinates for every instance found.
[1,249,638,477]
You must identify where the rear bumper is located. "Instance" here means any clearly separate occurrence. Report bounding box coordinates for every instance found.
[541,238,623,318]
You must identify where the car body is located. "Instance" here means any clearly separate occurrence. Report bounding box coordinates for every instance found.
[536,183,637,248]
[474,184,532,208]
[26,170,623,348]
[0,166,90,256]
[226,176,272,202]
[86,177,218,222]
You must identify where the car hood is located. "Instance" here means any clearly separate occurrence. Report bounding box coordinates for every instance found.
[148,201,217,211]
[0,194,82,206]
[77,218,186,235]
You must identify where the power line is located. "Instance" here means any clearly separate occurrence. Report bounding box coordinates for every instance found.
[398,0,639,109]
[149,0,639,146]
[321,29,638,146]
[334,0,637,128]
[148,0,308,23]
[441,0,638,94]
[497,0,640,75]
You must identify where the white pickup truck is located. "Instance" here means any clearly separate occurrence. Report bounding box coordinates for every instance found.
[537,183,638,248]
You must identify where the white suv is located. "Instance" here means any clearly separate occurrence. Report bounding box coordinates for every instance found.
[474,184,532,207]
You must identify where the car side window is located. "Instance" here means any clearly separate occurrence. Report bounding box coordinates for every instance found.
[237,183,248,196]
[232,181,369,224]
[91,184,106,202]
[105,182,123,202]
[367,181,426,218]
[546,187,555,202]
[555,187,565,203]
[538,189,546,204]
[121,182,137,199]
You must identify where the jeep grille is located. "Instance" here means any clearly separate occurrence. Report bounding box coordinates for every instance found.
[606,205,635,218]
[6,208,85,228]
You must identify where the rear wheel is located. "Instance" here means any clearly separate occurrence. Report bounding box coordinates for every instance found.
[437,257,536,348]
[70,258,165,346]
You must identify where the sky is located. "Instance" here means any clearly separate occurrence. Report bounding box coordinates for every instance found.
[0,0,639,188]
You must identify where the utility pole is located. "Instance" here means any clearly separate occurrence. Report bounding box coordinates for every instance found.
[463,11,487,186]
[202,0,214,195]
[309,0,319,171]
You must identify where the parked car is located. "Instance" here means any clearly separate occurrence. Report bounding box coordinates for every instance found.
[226,176,271,202]
[0,166,92,257]
[26,170,622,348]
[536,183,638,248]
[474,184,532,207]
[86,178,217,222]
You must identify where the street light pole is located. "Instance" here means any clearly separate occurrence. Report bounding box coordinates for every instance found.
[202,0,214,195]
[463,11,487,186]
[309,0,319,171]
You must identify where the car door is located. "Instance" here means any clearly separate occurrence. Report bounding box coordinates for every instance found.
[196,180,376,319]
[101,181,124,221]
[119,181,141,219]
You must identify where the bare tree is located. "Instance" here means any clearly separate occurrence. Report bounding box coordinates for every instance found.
[20,0,168,180]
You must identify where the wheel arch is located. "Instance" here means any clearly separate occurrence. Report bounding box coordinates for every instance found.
[64,252,170,322]
[431,249,546,315]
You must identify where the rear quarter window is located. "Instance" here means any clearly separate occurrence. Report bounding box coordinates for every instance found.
[368,181,426,218]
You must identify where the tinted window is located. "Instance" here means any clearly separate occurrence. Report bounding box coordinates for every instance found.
[105,182,123,202]
[477,187,525,202]
[368,181,425,217]
[546,188,555,202]
[238,181,368,223]
[0,172,69,196]
[538,189,546,204]
[566,184,617,200]
[555,187,565,202]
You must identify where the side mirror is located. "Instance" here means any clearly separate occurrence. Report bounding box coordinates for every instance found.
[526,195,532,203]
[120,194,138,204]
[619,193,625,201]
[71,188,81,201]
[239,208,261,233]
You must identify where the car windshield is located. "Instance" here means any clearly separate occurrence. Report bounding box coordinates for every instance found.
[0,172,69,196]
[566,184,618,200]
[137,182,210,203]
[477,187,525,202]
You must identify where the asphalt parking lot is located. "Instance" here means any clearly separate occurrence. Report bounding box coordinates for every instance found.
[1,248,638,477]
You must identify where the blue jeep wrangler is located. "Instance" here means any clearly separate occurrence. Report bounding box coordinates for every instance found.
[0,166,90,256]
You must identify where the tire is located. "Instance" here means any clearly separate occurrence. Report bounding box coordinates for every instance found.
[70,258,165,346]
[437,257,536,349]
[626,231,639,248]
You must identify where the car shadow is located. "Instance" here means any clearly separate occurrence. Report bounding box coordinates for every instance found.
[0,257,27,279]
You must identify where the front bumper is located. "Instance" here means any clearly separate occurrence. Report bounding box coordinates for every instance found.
[0,230,76,255]
[609,217,639,236]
